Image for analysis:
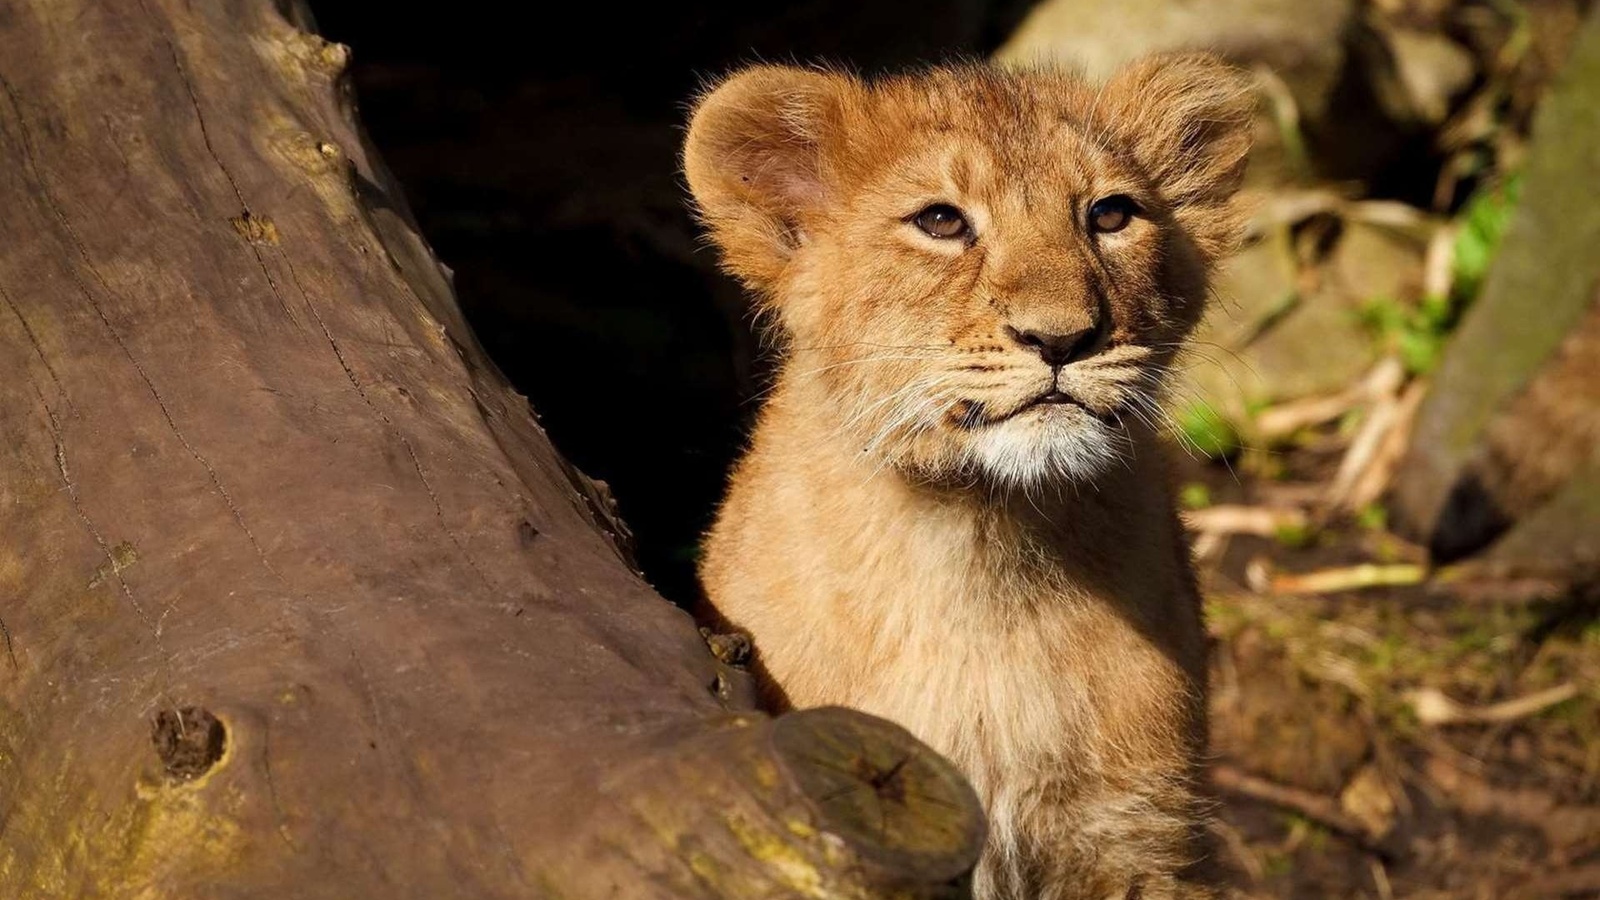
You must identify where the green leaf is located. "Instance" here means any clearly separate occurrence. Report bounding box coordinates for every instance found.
[1176,403,1242,460]
[1179,482,1213,510]
[1356,503,1388,531]
[1452,173,1522,308]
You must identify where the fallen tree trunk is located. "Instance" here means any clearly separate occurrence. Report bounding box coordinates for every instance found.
[0,1,983,896]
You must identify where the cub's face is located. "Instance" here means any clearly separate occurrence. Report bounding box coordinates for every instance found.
[685,59,1253,489]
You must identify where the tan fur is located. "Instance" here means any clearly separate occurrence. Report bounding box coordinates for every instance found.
[683,57,1253,900]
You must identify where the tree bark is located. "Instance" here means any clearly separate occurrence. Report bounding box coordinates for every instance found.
[1390,5,1600,575]
[0,1,984,896]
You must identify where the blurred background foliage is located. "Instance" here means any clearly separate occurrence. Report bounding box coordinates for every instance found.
[315,1,1598,896]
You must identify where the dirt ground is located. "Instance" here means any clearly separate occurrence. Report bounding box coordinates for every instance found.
[1184,437,1600,899]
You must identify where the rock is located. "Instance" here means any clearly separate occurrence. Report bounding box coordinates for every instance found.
[997,0,1355,124]
[996,0,1478,201]
[1324,218,1430,306]
[1185,286,1377,420]
[1209,230,1301,350]
[1183,217,1422,421]
[1345,20,1478,134]
[1242,284,1378,401]
[1383,26,1478,127]
[1391,7,1600,571]
[1182,232,1296,420]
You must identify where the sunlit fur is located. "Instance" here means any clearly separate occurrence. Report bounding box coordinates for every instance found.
[686,56,1253,900]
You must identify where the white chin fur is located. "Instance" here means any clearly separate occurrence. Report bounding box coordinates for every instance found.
[960,407,1125,489]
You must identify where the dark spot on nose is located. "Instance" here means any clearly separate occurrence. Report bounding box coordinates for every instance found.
[151,706,227,781]
[1005,323,1101,366]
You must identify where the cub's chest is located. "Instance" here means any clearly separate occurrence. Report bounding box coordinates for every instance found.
[838,593,1126,770]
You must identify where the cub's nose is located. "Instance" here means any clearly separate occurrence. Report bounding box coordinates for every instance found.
[1005,323,1100,367]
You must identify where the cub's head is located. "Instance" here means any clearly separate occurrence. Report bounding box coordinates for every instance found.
[683,57,1253,489]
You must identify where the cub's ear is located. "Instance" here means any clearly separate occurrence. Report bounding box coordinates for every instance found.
[683,65,855,293]
[1101,53,1256,260]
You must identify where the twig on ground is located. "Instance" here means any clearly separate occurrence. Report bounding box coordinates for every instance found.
[1369,858,1395,900]
[1270,564,1428,595]
[1254,357,1406,441]
[1255,391,1363,440]
[1327,380,1428,512]
[1190,529,1228,563]
[1423,224,1457,300]
[1344,199,1435,233]
[1406,683,1580,726]
[1244,557,1274,594]
[1212,763,1382,851]
[1184,504,1308,538]
[1320,357,1405,505]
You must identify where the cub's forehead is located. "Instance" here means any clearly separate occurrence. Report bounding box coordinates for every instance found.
[845,67,1126,191]
[863,67,1103,135]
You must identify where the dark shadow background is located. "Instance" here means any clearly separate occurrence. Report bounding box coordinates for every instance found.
[313,1,1035,603]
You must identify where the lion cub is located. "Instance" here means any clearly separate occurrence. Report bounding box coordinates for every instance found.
[685,57,1252,899]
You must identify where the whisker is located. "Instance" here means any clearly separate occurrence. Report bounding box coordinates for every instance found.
[789,340,952,353]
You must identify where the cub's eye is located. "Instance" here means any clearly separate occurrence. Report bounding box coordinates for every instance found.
[912,204,971,240]
[1088,195,1139,234]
